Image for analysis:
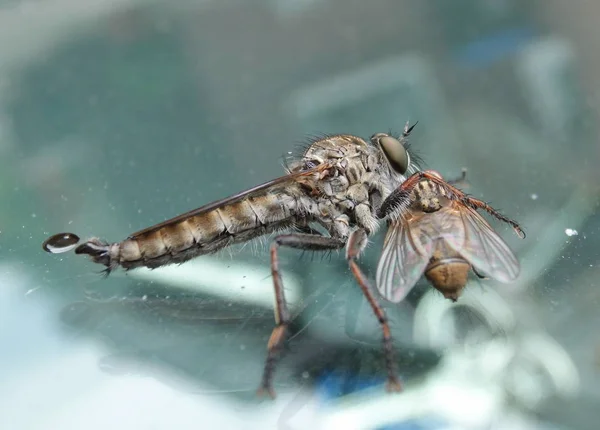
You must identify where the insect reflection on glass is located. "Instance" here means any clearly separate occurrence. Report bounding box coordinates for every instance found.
[44,122,424,397]
[376,170,525,304]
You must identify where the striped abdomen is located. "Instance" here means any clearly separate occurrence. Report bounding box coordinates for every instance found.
[76,192,301,271]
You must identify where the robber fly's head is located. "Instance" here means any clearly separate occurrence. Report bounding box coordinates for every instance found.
[371,132,411,175]
[371,121,417,176]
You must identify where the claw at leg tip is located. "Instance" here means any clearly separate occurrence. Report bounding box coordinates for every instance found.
[256,386,277,399]
[386,379,403,393]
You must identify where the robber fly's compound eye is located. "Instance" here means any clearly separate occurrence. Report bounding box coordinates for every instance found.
[372,133,411,174]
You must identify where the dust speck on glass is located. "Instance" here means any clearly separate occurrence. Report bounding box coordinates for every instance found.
[1,1,598,429]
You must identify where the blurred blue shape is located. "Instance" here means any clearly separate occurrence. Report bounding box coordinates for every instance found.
[375,416,448,430]
[455,27,536,68]
[315,370,387,400]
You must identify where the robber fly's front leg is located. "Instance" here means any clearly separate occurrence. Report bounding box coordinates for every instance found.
[377,170,526,239]
[258,233,345,398]
[346,228,402,392]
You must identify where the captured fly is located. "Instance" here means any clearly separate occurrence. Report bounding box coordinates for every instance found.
[376,170,525,303]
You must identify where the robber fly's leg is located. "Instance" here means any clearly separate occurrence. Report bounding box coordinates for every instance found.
[258,233,345,399]
[294,224,324,236]
[462,196,526,239]
[346,228,402,392]
[378,171,463,219]
[376,172,425,220]
[419,170,525,239]
[379,171,526,239]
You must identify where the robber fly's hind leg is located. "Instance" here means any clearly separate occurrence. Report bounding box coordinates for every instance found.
[346,228,402,392]
[258,233,345,399]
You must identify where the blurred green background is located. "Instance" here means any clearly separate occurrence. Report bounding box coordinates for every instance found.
[1,1,599,429]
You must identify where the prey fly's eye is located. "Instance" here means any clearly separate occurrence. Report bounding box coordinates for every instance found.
[371,133,411,174]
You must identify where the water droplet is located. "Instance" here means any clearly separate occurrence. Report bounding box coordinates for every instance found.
[565,228,578,237]
[42,232,80,254]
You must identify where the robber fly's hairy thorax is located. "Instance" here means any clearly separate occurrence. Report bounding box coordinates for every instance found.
[284,133,418,237]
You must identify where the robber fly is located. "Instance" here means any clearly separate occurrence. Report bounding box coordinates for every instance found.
[376,169,525,303]
[42,123,525,398]
[43,122,424,397]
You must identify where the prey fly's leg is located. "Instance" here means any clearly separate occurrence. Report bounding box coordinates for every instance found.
[472,267,489,280]
[258,233,345,398]
[346,228,402,392]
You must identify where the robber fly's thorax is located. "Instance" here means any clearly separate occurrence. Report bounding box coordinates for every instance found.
[290,135,406,235]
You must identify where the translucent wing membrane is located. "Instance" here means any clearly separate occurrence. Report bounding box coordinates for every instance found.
[447,203,520,282]
[376,212,435,303]
[376,202,520,303]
